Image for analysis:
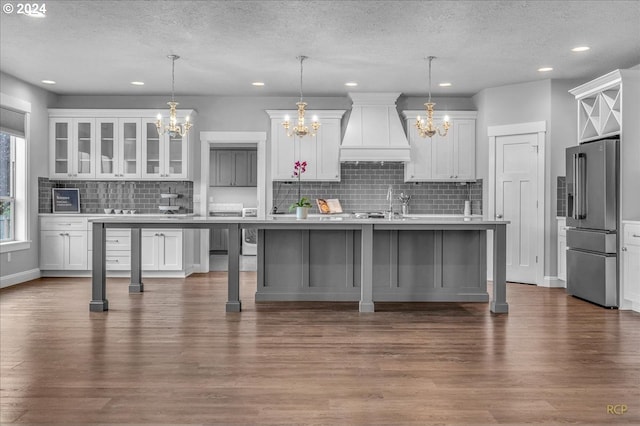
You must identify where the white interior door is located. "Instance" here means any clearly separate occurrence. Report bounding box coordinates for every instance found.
[496,133,539,284]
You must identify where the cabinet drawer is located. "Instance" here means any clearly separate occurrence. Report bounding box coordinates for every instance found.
[40,216,87,231]
[105,230,131,251]
[106,254,130,270]
[624,224,640,247]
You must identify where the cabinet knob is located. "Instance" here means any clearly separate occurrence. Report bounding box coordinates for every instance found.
[622,247,627,251]
[450,175,454,178]
[496,214,503,219]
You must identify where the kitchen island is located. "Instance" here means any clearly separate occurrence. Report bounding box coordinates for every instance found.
[89,216,509,314]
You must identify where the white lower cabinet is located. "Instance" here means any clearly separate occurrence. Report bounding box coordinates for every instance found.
[40,215,192,276]
[40,216,88,270]
[40,230,88,270]
[621,221,640,312]
[142,230,183,271]
[557,218,567,282]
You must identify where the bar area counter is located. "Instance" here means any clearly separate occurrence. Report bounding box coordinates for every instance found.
[89,215,509,314]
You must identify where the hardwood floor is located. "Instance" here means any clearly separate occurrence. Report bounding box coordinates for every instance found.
[1,274,639,425]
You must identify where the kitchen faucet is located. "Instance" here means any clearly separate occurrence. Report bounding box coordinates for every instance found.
[386,185,394,217]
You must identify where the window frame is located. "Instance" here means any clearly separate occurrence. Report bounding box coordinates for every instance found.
[0,93,31,254]
[0,132,16,242]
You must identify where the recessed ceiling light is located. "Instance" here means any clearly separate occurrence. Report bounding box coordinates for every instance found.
[571,46,590,52]
[538,67,553,72]
[130,81,145,86]
[345,82,358,87]
[41,80,56,85]
[439,82,452,87]
[252,82,265,86]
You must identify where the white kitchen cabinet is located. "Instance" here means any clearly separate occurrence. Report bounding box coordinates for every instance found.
[210,149,257,187]
[49,118,96,179]
[621,221,640,312]
[40,216,88,270]
[266,110,346,181]
[142,229,183,271]
[557,217,567,282]
[402,111,477,182]
[141,118,189,180]
[96,118,142,179]
[49,110,194,181]
[104,229,131,271]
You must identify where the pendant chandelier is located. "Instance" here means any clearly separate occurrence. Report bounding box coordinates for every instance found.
[156,54,192,138]
[282,55,320,138]
[416,56,450,138]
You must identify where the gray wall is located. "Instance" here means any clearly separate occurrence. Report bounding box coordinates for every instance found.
[472,78,584,278]
[0,72,57,280]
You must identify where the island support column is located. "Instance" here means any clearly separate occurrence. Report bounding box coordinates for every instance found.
[129,227,144,293]
[490,223,509,313]
[90,222,108,312]
[359,224,375,312]
[226,224,242,312]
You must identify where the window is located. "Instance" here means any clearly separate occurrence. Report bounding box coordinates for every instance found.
[0,95,30,252]
[0,132,15,241]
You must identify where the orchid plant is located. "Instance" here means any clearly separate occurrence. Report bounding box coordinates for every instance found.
[289,160,312,211]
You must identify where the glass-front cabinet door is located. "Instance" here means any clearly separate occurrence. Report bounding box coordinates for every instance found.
[50,119,72,178]
[96,119,117,178]
[49,118,95,179]
[142,119,162,179]
[142,117,188,179]
[166,132,187,179]
[119,118,141,178]
[74,118,95,178]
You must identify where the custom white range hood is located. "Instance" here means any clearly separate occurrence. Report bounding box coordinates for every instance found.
[340,92,411,162]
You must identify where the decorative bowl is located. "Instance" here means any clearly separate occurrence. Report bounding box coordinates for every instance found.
[103,208,113,214]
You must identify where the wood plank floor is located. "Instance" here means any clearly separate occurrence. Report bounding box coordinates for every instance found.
[1,273,639,425]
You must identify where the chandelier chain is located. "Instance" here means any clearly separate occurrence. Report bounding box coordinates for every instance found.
[427,56,434,103]
[298,55,307,103]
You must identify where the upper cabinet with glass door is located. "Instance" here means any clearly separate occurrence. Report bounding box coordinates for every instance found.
[141,117,190,180]
[95,118,142,179]
[49,110,194,181]
[49,117,96,179]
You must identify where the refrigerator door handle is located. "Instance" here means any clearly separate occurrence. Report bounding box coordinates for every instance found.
[576,153,587,220]
[573,153,579,220]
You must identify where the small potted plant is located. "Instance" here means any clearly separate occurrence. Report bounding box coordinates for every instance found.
[289,161,312,219]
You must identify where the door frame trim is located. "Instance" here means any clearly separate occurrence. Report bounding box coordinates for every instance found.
[488,121,546,286]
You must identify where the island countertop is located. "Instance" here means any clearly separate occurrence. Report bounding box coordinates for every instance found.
[88,214,508,226]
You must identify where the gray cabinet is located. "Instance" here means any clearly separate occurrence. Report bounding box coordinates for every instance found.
[210,228,229,252]
[210,149,257,187]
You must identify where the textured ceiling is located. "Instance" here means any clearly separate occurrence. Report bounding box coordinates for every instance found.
[1,0,639,97]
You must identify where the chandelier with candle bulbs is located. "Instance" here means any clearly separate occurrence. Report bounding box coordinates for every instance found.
[416,56,450,138]
[156,54,192,138]
[282,56,320,138]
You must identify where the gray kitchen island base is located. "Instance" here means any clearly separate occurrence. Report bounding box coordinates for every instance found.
[89,217,509,314]
[257,228,488,305]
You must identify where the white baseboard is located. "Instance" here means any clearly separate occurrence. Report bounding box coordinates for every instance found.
[540,276,566,288]
[0,268,41,289]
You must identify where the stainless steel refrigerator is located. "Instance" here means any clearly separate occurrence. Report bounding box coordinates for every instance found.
[565,138,619,307]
